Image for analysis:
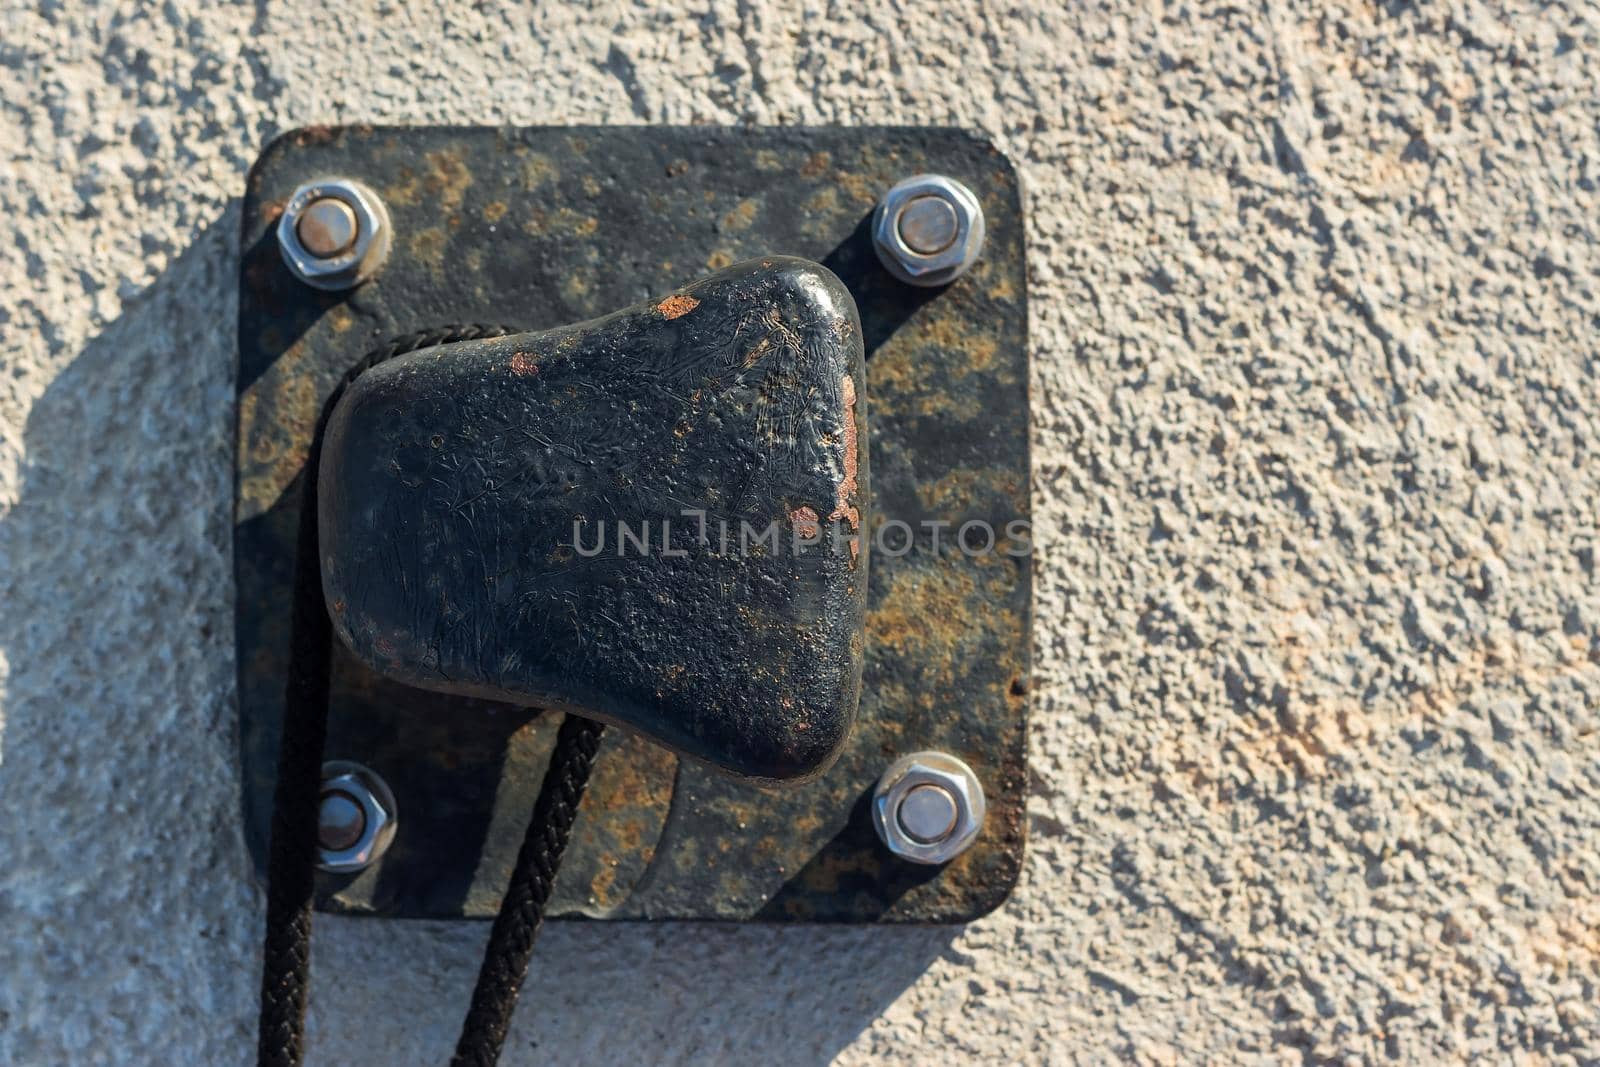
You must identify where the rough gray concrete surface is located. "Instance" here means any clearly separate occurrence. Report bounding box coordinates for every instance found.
[2,1,1599,1063]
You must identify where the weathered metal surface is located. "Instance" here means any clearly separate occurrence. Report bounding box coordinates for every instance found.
[319,257,868,782]
[236,125,1030,922]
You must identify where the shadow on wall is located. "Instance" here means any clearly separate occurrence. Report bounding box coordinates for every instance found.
[308,917,957,1065]
[0,208,955,1066]
[0,206,257,1065]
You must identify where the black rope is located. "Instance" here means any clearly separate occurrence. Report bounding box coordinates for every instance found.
[258,323,606,1067]
[451,711,607,1067]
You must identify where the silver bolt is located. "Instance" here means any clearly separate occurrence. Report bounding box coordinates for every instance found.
[318,790,367,852]
[316,761,398,874]
[276,177,392,291]
[897,196,960,255]
[871,174,986,287]
[296,197,359,258]
[898,783,960,842]
[872,751,987,865]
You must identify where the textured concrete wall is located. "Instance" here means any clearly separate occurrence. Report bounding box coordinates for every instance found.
[3,2,1599,1064]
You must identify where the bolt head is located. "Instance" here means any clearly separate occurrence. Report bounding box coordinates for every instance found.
[316,761,397,874]
[276,178,392,291]
[898,783,960,842]
[317,790,367,852]
[296,197,359,258]
[872,751,987,865]
[897,196,960,255]
[871,174,986,287]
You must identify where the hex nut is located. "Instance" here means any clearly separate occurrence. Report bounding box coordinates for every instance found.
[316,761,398,874]
[871,174,986,287]
[276,177,392,291]
[872,751,987,865]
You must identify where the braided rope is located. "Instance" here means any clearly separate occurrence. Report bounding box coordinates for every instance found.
[257,323,521,1067]
[451,712,607,1067]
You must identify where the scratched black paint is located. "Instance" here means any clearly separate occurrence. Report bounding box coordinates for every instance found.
[319,258,868,782]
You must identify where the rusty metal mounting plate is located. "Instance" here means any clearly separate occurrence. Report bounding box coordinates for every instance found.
[235,125,1030,922]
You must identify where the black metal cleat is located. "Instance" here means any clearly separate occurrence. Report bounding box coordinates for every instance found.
[318,257,869,782]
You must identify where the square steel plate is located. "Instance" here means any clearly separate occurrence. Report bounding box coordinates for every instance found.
[236,125,1029,922]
